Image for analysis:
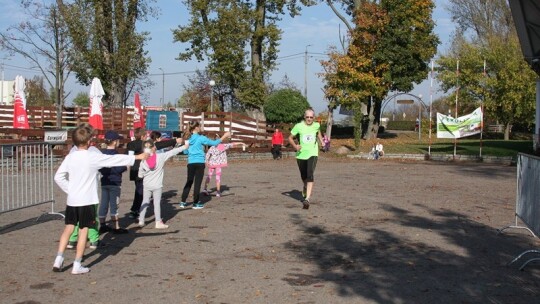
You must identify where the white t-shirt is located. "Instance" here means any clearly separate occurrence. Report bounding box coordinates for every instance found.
[376,144,384,152]
[55,150,136,207]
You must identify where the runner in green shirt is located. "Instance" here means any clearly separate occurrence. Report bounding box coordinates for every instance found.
[288,108,324,209]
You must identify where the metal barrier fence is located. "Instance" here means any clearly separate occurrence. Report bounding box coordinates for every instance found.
[498,153,540,270]
[1,142,60,217]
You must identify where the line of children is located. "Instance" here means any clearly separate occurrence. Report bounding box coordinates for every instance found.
[53,124,148,274]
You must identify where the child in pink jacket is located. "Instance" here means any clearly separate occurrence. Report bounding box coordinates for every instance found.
[203,138,245,197]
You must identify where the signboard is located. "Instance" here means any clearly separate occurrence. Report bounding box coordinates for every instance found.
[397,99,415,104]
[437,107,483,139]
[44,130,68,143]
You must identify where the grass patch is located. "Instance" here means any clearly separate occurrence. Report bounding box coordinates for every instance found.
[332,131,535,157]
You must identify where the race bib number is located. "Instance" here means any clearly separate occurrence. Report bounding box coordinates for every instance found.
[302,134,315,143]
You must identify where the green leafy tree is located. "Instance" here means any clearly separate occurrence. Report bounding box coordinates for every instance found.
[264,88,310,124]
[56,0,153,108]
[173,0,311,116]
[0,1,71,127]
[71,91,89,107]
[437,0,536,140]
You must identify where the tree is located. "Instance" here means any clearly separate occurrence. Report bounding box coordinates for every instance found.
[56,0,153,108]
[320,0,438,147]
[26,76,52,106]
[173,0,311,116]
[0,1,71,127]
[437,0,536,140]
[71,91,89,107]
[264,88,310,124]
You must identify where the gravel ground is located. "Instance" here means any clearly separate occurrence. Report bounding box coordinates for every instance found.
[1,156,539,304]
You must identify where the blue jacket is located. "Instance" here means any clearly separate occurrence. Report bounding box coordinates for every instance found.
[184,133,221,164]
[99,149,127,186]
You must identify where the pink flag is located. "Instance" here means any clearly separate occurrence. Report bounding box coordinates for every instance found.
[12,76,29,129]
[88,78,104,130]
[133,92,145,129]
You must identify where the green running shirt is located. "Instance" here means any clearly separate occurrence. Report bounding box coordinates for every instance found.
[290,121,320,160]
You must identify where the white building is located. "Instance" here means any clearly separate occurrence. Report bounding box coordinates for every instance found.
[0,80,15,105]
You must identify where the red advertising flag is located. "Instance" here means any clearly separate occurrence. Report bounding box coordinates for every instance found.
[13,93,29,129]
[133,92,145,129]
[12,76,29,129]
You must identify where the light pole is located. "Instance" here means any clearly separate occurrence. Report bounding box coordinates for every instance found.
[209,79,216,112]
[158,67,164,107]
[304,44,311,98]
[418,94,423,140]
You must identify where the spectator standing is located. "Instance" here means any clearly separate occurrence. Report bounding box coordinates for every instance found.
[271,128,284,160]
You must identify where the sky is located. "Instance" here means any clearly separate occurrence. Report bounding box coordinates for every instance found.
[0,0,455,120]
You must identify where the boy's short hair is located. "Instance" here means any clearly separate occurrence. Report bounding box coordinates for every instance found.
[150,131,162,141]
[72,124,94,147]
[134,128,146,139]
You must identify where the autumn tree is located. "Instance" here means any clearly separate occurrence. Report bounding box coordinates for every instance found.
[56,0,153,108]
[0,1,71,127]
[25,76,52,106]
[173,0,312,119]
[320,0,438,146]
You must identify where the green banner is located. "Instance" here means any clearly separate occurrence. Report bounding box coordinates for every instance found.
[437,107,483,139]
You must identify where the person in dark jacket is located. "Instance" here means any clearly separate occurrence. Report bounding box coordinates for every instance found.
[98,130,129,234]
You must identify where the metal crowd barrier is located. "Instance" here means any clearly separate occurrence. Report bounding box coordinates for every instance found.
[1,142,61,218]
[498,153,540,270]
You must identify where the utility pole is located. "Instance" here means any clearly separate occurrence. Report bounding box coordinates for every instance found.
[304,44,311,98]
[159,67,165,107]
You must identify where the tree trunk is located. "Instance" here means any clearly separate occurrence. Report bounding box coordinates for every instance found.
[504,122,511,140]
[326,104,334,140]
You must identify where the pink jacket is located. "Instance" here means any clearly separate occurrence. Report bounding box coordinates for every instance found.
[205,143,233,168]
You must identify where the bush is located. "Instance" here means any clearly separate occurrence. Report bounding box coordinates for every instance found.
[264,89,310,124]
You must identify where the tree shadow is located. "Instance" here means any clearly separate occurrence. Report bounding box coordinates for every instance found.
[283,203,540,303]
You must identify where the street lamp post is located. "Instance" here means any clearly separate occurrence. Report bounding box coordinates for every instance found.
[418,94,423,140]
[209,80,216,112]
[304,44,311,98]
[158,68,164,107]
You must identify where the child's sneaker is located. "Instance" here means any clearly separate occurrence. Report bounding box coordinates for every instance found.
[179,202,188,208]
[52,256,64,272]
[192,202,205,209]
[71,263,90,275]
[155,221,169,229]
[89,240,105,249]
[99,224,112,234]
[138,221,145,228]
[202,189,209,196]
[215,191,221,197]
[66,241,77,249]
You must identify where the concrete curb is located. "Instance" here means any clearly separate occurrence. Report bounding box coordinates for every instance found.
[347,153,516,165]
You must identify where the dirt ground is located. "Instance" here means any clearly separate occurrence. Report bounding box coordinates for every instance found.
[1,156,539,304]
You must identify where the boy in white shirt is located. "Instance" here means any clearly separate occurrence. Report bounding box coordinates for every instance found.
[52,124,148,274]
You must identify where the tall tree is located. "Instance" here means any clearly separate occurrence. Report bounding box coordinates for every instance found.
[320,0,438,145]
[56,0,153,108]
[437,0,535,140]
[173,0,311,117]
[0,1,71,127]
[26,76,52,106]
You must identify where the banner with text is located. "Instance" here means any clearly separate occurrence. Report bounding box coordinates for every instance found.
[437,107,483,139]
[44,130,68,143]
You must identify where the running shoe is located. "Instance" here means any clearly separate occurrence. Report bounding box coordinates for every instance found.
[192,202,205,209]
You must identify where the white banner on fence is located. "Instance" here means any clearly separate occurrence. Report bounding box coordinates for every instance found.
[437,107,483,139]
[44,130,68,143]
